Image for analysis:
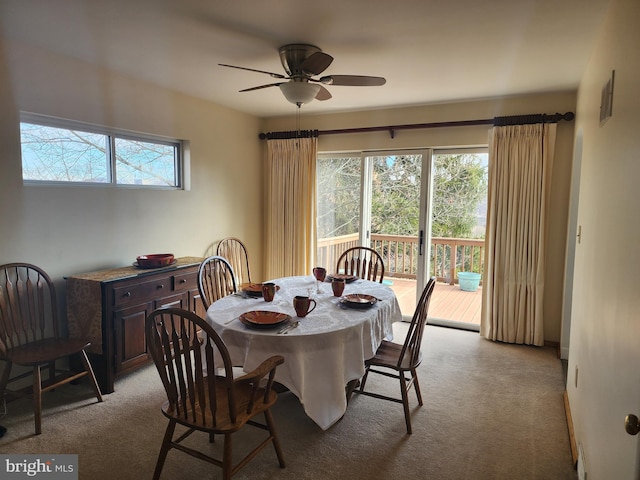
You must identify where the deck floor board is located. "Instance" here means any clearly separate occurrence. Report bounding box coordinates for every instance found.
[388,278,481,325]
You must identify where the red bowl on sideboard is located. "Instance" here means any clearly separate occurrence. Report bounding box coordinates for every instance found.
[135,254,175,268]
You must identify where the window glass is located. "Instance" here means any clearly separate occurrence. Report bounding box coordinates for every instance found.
[114,138,177,186]
[316,154,362,268]
[19,114,181,188]
[21,123,109,183]
[317,155,361,238]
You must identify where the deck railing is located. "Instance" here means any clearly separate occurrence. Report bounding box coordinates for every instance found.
[317,234,484,285]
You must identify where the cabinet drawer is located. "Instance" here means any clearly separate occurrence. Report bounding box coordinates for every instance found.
[173,271,198,292]
[112,278,170,307]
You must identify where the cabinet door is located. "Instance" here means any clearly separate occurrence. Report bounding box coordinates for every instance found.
[189,288,207,318]
[113,302,152,373]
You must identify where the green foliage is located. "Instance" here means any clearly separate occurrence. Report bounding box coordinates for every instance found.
[432,154,487,239]
[316,157,361,238]
[371,154,421,235]
[317,152,487,240]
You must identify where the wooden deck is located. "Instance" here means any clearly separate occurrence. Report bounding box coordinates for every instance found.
[387,277,482,326]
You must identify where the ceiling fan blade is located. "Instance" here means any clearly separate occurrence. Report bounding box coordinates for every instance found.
[239,83,283,92]
[320,75,386,86]
[301,52,333,76]
[315,86,332,101]
[219,63,287,79]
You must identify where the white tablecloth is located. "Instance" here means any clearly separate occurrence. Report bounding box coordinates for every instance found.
[205,275,403,430]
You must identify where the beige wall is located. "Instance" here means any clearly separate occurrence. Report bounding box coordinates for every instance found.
[0,38,266,294]
[0,36,577,347]
[264,92,576,343]
[566,0,640,477]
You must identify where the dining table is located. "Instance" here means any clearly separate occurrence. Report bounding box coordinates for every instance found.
[205,275,403,430]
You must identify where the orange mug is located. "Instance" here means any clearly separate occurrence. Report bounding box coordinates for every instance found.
[293,295,317,318]
[331,278,345,297]
[262,282,276,302]
[313,267,327,282]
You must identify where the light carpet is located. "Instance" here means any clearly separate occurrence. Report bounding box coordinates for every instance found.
[0,324,577,479]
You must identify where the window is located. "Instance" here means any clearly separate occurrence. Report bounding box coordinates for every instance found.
[316,154,362,241]
[20,113,182,187]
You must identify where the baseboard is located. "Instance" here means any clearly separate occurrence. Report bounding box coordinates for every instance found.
[544,340,561,358]
[564,390,578,468]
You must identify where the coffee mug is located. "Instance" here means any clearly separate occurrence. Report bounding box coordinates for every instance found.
[312,267,327,282]
[331,278,345,297]
[262,282,276,302]
[293,295,317,318]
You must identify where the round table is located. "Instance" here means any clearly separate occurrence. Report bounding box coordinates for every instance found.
[205,275,403,430]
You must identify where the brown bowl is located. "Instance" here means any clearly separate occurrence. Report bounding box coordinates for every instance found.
[135,254,175,269]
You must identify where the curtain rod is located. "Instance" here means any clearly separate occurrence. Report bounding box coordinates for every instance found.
[259,111,574,140]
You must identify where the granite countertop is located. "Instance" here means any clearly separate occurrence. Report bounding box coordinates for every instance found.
[66,256,204,283]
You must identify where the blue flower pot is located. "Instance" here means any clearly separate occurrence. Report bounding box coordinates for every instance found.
[458,272,481,292]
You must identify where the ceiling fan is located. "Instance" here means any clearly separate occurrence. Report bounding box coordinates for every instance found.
[219,43,386,107]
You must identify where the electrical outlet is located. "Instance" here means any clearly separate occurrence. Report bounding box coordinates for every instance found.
[575,365,579,388]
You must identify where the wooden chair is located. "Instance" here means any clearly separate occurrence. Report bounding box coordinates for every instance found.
[0,262,103,435]
[146,307,286,480]
[354,277,436,434]
[216,237,251,287]
[336,246,385,283]
[198,256,237,310]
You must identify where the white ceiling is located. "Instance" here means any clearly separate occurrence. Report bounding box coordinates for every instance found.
[0,0,610,118]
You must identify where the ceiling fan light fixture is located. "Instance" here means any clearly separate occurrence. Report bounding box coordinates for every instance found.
[279,81,321,106]
[220,44,386,107]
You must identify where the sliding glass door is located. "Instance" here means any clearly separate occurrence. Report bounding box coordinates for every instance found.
[317,150,432,318]
[428,149,488,329]
[316,154,363,267]
[365,151,432,317]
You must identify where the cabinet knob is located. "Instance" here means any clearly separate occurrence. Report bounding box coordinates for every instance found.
[180,279,187,284]
[124,292,131,297]
[157,284,165,289]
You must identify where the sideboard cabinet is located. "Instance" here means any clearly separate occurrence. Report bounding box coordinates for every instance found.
[66,257,204,393]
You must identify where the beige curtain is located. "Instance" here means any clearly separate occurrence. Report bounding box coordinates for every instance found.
[264,137,317,279]
[480,123,557,346]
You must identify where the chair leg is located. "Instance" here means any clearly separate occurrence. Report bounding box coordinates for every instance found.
[47,361,55,384]
[153,420,176,480]
[411,369,423,405]
[399,372,412,435]
[358,367,371,392]
[264,409,286,467]
[79,350,103,402]
[345,379,359,404]
[33,365,42,435]
[223,433,233,480]
[0,361,12,403]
